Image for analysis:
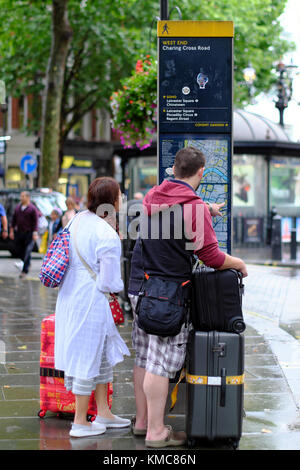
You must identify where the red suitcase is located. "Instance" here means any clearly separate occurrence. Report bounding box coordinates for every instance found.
[38,314,113,419]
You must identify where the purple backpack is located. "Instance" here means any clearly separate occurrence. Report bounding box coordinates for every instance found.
[39,216,77,288]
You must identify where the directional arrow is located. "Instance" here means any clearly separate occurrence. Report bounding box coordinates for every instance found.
[20,154,37,174]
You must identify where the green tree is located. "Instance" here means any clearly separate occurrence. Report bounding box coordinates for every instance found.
[0,0,293,185]
[41,0,72,190]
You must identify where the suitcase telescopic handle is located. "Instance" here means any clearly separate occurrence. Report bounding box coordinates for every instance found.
[220,368,226,407]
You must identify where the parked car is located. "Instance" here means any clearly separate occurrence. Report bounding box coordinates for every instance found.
[0,188,67,256]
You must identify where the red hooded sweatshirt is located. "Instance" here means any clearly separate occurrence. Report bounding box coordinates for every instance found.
[143,179,225,266]
[128,179,225,292]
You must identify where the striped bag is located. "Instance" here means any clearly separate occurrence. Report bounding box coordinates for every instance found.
[39,215,79,288]
[39,227,71,288]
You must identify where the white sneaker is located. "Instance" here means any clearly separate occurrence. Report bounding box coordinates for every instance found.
[14,261,24,272]
[69,421,106,438]
[94,414,131,428]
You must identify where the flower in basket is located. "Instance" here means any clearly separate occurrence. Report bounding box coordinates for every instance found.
[110,56,157,150]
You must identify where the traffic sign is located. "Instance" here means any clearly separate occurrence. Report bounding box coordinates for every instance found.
[20,153,38,174]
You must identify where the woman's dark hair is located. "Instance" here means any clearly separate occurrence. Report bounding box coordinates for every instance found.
[173,146,206,178]
[87,177,120,214]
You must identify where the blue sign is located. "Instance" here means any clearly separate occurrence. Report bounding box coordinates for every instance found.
[20,154,37,174]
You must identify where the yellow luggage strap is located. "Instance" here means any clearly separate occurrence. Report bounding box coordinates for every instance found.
[169,370,244,412]
[170,368,186,412]
[186,372,245,386]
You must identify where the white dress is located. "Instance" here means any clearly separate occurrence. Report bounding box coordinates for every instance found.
[54,210,130,380]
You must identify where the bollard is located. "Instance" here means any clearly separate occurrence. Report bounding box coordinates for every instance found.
[271,214,282,261]
[290,228,297,261]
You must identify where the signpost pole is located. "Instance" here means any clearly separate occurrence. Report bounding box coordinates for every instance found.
[160,0,169,20]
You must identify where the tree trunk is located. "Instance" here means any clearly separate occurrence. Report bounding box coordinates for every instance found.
[40,0,72,189]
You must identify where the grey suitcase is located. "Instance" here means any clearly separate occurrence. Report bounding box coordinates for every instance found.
[186,330,244,449]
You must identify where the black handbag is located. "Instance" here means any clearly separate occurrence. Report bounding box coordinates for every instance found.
[136,274,191,337]
[191,264,246,333]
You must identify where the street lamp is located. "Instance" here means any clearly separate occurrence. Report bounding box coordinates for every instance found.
[275,60,298,127]
[243,63,256,99]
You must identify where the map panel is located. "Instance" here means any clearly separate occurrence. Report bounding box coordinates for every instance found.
[159,134,231,252]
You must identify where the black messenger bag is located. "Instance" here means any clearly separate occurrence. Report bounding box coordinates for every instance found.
[136,275,191,337]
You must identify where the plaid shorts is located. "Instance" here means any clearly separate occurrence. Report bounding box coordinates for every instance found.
[129,294,190,379]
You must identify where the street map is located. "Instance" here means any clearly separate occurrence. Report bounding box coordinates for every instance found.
[187,138,229,251]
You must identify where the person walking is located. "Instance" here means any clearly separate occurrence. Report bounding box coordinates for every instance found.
[61,196,77,228]
[48,207,62,245]
[128,146,248,448]
[0,203,8,239]
[54,177,131,438]
[9,191,38,278]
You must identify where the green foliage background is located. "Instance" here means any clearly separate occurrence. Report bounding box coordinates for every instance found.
[0,0,293,139]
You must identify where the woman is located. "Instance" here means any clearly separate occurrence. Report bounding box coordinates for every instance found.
[54,177,130,438]
[61,196,77,228]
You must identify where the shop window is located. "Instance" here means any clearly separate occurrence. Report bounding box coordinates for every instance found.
[11,96,24,130]
[5,167,22,188]
[270,157,300,208]
[232,154,267,217]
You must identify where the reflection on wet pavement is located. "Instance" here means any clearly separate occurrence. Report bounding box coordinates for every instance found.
[0,275,300,450]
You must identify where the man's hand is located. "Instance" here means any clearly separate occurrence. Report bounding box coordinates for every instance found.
[239,262,248,278]
[209,202,225,217]
[9,229,14,240]
[2,230,8,240]
[32,232,38,242]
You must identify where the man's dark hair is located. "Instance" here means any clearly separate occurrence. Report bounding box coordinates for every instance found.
[173,146,206,179]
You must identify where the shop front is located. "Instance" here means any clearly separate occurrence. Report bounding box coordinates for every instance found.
[59,140,114,200]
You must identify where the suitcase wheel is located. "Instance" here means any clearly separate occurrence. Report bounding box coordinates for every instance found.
[38,409,46,418]
[229,439,240,450]
[187,438,197,449]
[87,414,96,422]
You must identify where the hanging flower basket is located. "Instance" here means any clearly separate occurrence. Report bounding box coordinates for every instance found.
[110,56,157,150]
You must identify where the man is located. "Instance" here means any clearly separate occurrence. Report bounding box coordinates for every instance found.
[0,203,8,239]
[9,191,39,278]
[128,146,247,448]
[48,207,62,245]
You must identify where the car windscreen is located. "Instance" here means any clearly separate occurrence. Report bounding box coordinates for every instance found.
[31,195,54,217]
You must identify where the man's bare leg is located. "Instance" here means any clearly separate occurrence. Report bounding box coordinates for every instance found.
[143,371,169,441]
[133,364,147,430]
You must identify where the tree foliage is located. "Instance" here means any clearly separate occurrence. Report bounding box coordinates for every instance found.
[0,0,292,124]
[0,0,293,176]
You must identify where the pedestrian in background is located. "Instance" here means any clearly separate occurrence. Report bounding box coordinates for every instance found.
[9,191,38,278]
[48,207,62,245]
[54,177,130,438]
[61,196,76,228]
[0,203,8,239]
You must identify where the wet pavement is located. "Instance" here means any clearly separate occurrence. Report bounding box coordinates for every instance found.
[0,252,300,451]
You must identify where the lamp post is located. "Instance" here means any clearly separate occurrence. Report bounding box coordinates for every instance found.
[275,60,297,127]
[243,63,256,99]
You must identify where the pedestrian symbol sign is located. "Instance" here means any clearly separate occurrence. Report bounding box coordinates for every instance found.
[20,153,37,174]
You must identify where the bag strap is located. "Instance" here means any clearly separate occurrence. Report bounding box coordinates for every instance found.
[73,214,97,281]
[72,214,111,301]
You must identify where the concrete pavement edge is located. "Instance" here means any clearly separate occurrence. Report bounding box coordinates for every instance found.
[244,309,300,412]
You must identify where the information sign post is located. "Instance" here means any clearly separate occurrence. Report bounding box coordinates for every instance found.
[157,20,234,254]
